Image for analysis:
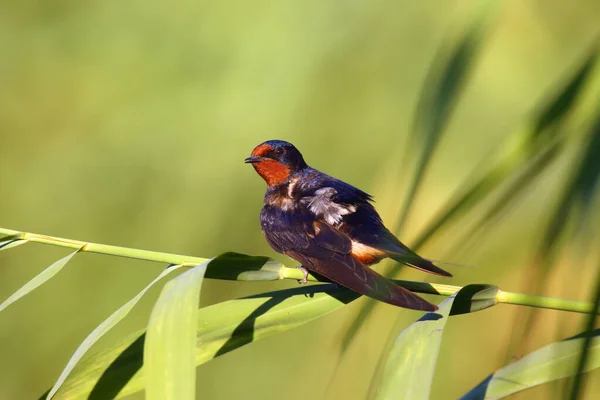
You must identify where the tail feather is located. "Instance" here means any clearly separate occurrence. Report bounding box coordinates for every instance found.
[390,254,453,277]
[292,250,438,311]
[322,256,439,311]
[371,230,453,277]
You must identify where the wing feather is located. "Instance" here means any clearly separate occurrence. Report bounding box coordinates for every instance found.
[299,187,357,225]
[260,206,437,310]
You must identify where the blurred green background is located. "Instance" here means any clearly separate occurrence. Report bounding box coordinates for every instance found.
[1,1,600,399]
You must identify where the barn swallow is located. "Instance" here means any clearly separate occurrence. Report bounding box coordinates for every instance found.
[245,140,451,311]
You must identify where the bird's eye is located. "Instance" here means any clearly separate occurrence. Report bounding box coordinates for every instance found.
[274,148,285,157]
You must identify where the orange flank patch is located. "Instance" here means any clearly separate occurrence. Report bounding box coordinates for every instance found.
[351,241,387,265]
[252,159,291,186]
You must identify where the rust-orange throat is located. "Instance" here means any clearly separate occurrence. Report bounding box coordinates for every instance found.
[249,143,292,186]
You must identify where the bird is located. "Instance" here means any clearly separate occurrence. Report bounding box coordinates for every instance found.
[245,140,451,311]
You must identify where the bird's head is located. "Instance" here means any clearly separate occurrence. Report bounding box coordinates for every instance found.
[245,140,307,186]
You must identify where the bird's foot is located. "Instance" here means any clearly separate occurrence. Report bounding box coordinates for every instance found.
[296,266,309,284]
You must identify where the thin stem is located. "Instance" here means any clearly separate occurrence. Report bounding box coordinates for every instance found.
[0,227,596,315]
[0,227,207,266]
[498,290,595,314]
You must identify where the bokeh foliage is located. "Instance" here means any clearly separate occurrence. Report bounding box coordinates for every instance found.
[1,1,600,399]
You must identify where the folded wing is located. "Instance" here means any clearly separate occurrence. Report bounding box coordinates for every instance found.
[261,210,437,311]
[297,182,452,278]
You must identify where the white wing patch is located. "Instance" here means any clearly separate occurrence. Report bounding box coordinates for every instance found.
[301,187,356,225]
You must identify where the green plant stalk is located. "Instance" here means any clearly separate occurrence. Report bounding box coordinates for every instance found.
[0,227,207,266]
[497,291,594,314]
[1,227,595,315]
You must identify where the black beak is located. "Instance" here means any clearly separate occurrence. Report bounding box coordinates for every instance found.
[244,155,265,164]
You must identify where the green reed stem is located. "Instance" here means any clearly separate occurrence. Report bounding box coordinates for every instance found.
[1,227,595,315]
[497,290,595,314]
[0,227,207,266]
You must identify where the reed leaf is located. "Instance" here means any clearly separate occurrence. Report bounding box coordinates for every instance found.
[542,111,600,261]
[204,252,283,281]
[44,265,185,399]
[374,293,456,400]
[397,0,496,233]
[460,330,600,400]
[0,234,29,251]
[412,49,598,250]
[44,274,593,400]
[374,285,497,400]
[47,284,361,399]
[0,248,81,314]
[145,261,210,400]
[570,273,600,400]
[506,100,600,367]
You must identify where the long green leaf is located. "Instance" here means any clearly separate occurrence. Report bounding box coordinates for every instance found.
[460,330,600,400]
[204,252,283,281]
[412,49,597,251]
[42,276,593,399]
[542,112,600,259]
[45,265,185,399]
[0,234,28,251]
[374,285,497,400]
[144,260,210,400]
[396,0,496,233]
[570,237,600,399]
[374,296,455,400]
[504,103,600,366]
[446,134,562,256]
[49,284,361,399]
[0,248,81,313]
